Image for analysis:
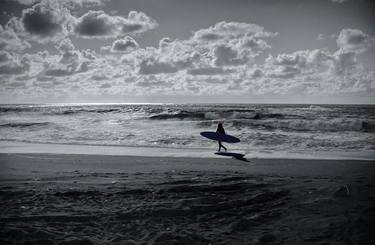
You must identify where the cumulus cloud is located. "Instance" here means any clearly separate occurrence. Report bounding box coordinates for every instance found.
[43,38,93,76]
[193,21,276,42]
[139,58,179,75]
[187,67,231,76]
[0,25,31,52]
[74,10,157,38]
[0,51,30,74]
[213,45,247,66]
[19,0,73,42]
[190,21,277,67]
[124,21,276,79]
[6,1,156,44]
[249,46,374,95]
[15,0,108,9]
[336,29,374,53]
[110,36,139,53]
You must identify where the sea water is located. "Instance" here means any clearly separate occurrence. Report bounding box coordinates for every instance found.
[0,103,374,158]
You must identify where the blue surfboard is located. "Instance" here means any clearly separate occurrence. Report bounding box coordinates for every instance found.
[200,131,240,143]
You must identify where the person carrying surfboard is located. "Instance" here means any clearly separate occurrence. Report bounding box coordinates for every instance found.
[216,122,227,152]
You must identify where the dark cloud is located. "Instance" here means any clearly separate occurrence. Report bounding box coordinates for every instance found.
[213,45,246,66]
[19,1,72,40]
[74,10,157,38]
[74,10,114,37]
[336,29,374,53]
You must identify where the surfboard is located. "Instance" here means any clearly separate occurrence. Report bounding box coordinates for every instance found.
[200,131,240,143]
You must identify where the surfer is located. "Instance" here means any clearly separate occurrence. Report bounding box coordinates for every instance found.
[216,122,227,152]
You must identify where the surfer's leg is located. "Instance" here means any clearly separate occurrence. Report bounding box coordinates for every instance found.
[222,144,227,152]
[218,141,222,152]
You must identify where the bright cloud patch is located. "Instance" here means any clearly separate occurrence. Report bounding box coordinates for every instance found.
[43,38,93,77]
[110,36,139,53]
[0,25,31,52]
[0,51,30,75]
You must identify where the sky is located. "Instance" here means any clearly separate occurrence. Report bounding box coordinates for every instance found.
[0,0,374,104]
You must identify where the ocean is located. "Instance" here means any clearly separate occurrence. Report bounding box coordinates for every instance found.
[0,103,374,158]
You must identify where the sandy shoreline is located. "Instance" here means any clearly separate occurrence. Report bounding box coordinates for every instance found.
[1,153,375,244]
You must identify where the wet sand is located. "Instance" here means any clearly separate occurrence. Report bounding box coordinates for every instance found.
[0,153,375,244]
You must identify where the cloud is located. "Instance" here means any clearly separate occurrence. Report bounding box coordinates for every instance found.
[336,29,374,53]
[213,45,247,66]
[0,25,31,52]
[74,10,157,38]
[248,47,373,95]
[316,34,324,41]
[187,67,230,76]
[19,0,73,42]
[139,58,179,75]
[329,0,346,3]
[193,21,276,42]
[190,21,276,67]
[3,12,373,101]
[0,51,30,74]
[110,36,139,53]
[15,0,108,9]
[43,38,93,76]
[123,11,158,33]
[6,1,156,44]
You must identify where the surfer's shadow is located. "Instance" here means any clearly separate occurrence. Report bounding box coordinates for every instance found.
[215,152,250,162]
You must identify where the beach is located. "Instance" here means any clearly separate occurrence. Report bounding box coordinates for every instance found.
[1,153,374,245]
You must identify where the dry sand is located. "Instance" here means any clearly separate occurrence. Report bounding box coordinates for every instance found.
[0,153,375,244]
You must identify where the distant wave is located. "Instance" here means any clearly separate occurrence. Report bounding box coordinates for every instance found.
[57,108,122,115]
[0,122,51,128]
[0,106,123,115]
[149,110,293,121]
